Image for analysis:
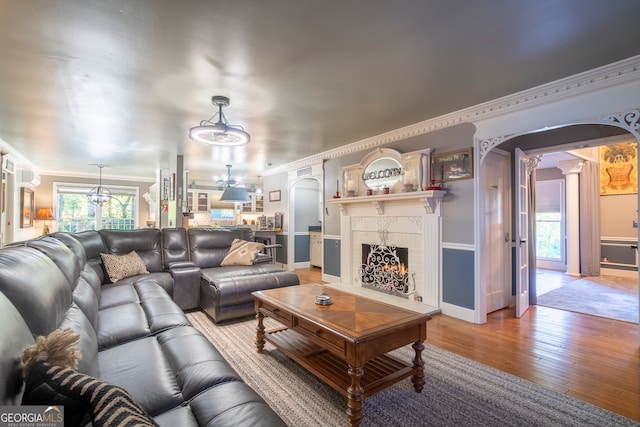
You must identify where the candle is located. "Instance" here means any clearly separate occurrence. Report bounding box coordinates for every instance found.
[336,179,339,192]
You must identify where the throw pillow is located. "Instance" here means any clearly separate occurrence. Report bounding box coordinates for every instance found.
[220,238,264,266]
[21,328,158,427]
[100,251,149,282]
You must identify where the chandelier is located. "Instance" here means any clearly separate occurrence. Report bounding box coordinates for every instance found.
[87,164,112,207]
[189,95,250,146]
[219,165,250,202]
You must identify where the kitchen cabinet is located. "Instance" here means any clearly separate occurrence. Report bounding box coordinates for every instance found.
[241,193,264,213]
[309,231,322,268]
[186,190,211,212]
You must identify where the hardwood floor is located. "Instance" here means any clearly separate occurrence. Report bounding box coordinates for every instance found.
[295,267,640,422]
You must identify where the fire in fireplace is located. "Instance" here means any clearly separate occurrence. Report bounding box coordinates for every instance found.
[359,244,414,298]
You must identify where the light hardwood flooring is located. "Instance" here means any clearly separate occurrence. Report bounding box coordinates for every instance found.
[295,267,640,422]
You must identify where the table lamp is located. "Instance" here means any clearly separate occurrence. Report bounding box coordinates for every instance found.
[35,207,55,235]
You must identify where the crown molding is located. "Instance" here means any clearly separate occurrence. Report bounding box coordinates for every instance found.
[39,169,157,183]
[264,55,640,176]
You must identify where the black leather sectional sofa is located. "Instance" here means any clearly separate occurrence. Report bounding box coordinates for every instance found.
[0,227,298,426]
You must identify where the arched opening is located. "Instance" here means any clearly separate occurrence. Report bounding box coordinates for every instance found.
[477,117,640,327]
[287,177,323,273]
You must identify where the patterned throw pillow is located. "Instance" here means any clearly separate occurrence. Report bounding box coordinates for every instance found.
[23,362,158,427]
[220,238,265,266]
[21,328,157,427]
[100,251,149,282]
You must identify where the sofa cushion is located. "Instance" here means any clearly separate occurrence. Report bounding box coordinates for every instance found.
[97,280,189,350]
[101,251,149,282]
[0,292,36,406]
[220,239,264,266]
[27,236,82,292]
[97,325,279,424]
[0,246,73,337]
[161,228,191,266]
[100,229,163,273]
[64,230,109,283]
[113,272,174,297]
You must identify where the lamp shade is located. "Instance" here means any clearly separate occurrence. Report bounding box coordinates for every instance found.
[220,186,251,203]
[35,208,55,220]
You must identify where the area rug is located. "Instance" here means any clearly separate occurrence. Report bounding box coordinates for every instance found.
[186,311,637,427]
[536,276,639,323]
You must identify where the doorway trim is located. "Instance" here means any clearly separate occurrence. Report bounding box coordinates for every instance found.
[475,108,640,325]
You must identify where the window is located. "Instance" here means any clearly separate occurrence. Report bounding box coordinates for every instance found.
[55,183,139,232]
[535,179,565,268]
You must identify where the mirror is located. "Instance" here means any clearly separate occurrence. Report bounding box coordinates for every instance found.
[361,157,403,190]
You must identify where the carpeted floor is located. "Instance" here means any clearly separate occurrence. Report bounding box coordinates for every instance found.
[186,311,637,427]
[537,275,639,323]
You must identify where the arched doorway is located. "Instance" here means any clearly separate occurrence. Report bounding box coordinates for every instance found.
[476,110,640,328]
[287,177,322,271]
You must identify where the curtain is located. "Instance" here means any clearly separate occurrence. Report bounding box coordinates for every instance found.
[528,168,537,305]
[579,160,601,276]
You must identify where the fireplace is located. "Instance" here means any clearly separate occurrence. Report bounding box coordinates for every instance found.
[360,244,414,298]
[329,187,444,308]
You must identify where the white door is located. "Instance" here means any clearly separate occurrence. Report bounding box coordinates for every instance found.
[515,148,530,317]
[484,151,511,313]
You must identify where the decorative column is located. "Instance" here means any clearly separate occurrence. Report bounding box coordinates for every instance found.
[557,160,584,277]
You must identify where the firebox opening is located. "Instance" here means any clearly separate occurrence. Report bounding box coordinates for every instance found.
[360,244,413,298]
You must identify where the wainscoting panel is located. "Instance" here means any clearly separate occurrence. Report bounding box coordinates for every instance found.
[443,247,475,309]
[323,238,341,277]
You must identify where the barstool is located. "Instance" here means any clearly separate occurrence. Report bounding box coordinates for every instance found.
[262,244,282,264]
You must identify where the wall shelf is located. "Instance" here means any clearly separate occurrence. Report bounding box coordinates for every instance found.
[326,190,446,215]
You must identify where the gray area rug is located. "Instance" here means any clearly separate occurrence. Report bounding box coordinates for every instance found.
[537,276,639,323]
[186,311,638,427]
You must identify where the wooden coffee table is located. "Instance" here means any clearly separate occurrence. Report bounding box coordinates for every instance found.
[253,283,431,426]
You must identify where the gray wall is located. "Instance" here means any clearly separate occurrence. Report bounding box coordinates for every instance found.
[601,193,637,238]
[262,173,290,230]
[323,122,477,243]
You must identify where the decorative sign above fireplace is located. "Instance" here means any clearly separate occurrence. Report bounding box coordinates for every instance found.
[341,147,432,197]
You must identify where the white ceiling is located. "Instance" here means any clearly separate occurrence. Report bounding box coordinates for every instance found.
[1,1,639,184]
[537,152,580,170]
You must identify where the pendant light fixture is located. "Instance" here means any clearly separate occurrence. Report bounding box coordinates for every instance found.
[189,96,250,146]
[219,165,251,202]
[87,164,112,207]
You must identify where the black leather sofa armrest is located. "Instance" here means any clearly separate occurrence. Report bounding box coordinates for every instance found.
[253,253,272,264]
[167,260,197,270]
[169,265,201,310]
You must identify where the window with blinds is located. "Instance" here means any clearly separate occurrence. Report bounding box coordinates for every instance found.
[535,179,565,263]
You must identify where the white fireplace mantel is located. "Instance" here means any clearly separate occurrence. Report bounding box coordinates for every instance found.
[335,188,445,308]
[327,190,446,215]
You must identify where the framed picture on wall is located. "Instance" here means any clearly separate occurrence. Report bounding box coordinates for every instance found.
[20,187,34,228]
[599,142,638,195]
[269,190,281,202]
[432,148,473,182]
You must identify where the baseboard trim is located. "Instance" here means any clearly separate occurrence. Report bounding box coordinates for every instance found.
[600,267,638,279]
[440,302,476,323]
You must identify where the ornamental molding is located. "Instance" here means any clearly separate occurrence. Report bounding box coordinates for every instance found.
[264,55,640,176]
[526,155,543,174]
[477,107,640,164]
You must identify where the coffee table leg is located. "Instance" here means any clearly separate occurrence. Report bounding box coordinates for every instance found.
[256,310,265,353]
[411,340,425,392]
[347,365,364,426]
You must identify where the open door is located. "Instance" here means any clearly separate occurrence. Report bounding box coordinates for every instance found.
[515,148,530,317]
